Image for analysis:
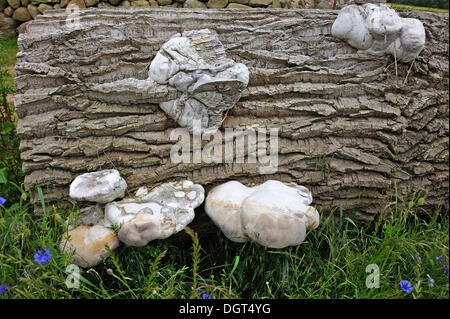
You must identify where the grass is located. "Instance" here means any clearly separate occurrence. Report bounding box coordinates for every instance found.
[0,36,449,299]
[388,3,449,13]
[0,39,18,89]
[0,189,448,299]
[1,37,22,205]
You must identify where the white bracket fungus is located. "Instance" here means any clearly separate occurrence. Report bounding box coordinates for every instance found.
[69,169,127,204]
[103,180,205,247]
[205,180,320,249]
[64,170,205,266]
[59,225,120,268]
[149,29,250,133]
[92,29,249,133]
[331,3,426,62]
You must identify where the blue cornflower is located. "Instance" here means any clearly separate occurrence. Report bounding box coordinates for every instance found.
[200,293,211,299]
[0,284,9,294]
[34,248,52,264]
[0,197,6,206]
[399,280,413,294]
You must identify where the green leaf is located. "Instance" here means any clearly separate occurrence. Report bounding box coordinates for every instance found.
[9,202,20,211]
[0,122,14,135]
[344,217,357,228]
[229,255,240,278]
[37,187,46,214]
[0,167,8,184]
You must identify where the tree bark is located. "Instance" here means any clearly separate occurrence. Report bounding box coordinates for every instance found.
[15,8,449,222]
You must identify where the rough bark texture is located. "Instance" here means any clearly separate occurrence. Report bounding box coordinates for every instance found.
[15,8,449,222]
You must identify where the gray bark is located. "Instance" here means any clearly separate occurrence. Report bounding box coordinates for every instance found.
[15,8,449,222]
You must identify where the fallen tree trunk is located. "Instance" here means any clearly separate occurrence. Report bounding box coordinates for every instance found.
[15,7,449,222]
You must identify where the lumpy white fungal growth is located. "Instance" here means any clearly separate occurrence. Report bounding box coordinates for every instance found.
[64,171,206,263]
[332,3,426,62]
[59,225,120,268]
[69,169,127,204]
[92,29,249,133]
[103,181,205,247]
[205,180,320,248]
[149,29,250,133]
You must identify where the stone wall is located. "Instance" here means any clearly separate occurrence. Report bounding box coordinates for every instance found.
[1,0,323,38]
[1,1,391,39]
[15,8,448,222]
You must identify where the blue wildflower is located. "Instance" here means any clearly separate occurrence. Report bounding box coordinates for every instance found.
[0,197,6,206]
[34,248,52,264]
[200,293,211,299]
[0,284,9,294]
[411,255,422,262]
[399,280,413,294]
[436,256,445,264]
[444,267,449,276]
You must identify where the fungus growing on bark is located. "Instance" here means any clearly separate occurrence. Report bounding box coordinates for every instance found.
[69,169,127,204]
[104,181,205,246]
[60,225,120,268]
[149,29,249,133]
[332,3,426,62]
[205,180,320,248]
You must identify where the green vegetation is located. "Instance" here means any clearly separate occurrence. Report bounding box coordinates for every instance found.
[0,188,448,298]
[388,0,449,10]
[0,39,18,89]
[388,2,449,13]
[0,38,23,204]
[0,37,448,299]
